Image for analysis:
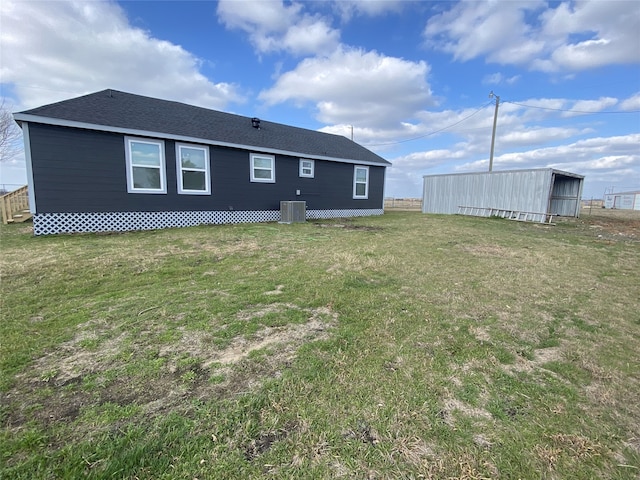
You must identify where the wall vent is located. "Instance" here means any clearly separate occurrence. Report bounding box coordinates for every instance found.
[279,201,306,224]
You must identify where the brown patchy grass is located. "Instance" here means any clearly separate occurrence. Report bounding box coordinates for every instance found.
[4,303,337,431]
[1,210,639,479]
[572,207,640,241]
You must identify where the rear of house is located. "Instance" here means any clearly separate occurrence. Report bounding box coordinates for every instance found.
[14,90,390,235]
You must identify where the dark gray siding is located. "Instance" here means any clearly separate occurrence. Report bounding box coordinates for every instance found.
[29,124,385,213]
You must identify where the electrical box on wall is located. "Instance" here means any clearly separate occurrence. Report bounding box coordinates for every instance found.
[279,201,306,224]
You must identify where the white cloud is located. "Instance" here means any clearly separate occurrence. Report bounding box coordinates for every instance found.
[537,1,639,71]
[331,0,405,21]
[482,72,520,86]
[424,0,640,72]
[0,0,243,110]
[483,73,503,85]
[424,1,545,64]
[458,134,640,174]
[259,47,433,128]
[0,157,27,189]
[217,0,340,56]
[387,121,594,175]
[323,95,604,154]
[558,155,637,171]
[561,97,618,117]
[392,148,469,169]
[499,127,593,147]
[620,92,640,111]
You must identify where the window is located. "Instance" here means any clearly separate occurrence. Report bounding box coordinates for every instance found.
[353,166,369,199]
[176,143,210,195]
[250,153,275,183]
[299,159,314,178]
[125,137,166,194]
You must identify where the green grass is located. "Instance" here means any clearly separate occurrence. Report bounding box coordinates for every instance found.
[1,211,639,479]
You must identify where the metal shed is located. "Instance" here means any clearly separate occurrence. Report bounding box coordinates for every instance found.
[422,168,584,220]
[603,191,640,210]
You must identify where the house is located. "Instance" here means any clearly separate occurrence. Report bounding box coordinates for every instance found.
[603,191,640,210]
[13,89,390,235]
[422,168,584,222]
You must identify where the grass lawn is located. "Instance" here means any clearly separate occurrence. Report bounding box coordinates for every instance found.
[1,210,639,479]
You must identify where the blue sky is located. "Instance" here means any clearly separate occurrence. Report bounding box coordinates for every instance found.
[1,0,639,199]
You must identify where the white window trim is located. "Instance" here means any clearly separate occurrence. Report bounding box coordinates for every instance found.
[176,143,211,195]
[353,165,369,199]
[250,153,275,183]
[125,137,166,194]
[299,158,315,178]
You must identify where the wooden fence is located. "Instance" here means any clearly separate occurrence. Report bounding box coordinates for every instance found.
[1,185,30,224]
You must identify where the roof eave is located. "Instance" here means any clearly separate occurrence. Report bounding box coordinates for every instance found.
[14,113,390,167]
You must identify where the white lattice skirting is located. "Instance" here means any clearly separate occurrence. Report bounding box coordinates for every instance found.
[33,209,384,235]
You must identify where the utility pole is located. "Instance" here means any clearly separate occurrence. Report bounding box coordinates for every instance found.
[488,91,500,172]
[350,125,354,141]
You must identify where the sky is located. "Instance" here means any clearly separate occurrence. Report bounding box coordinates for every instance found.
[1,0,639,199]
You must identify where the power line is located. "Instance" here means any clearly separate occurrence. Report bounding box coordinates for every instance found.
[367,101,493,146]
[364,97,639,147]
[504,100,640,114]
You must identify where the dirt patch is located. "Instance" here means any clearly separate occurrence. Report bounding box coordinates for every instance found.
[342,420,380,445]
[561,209,640,242]
[393,437,437,467]
[210,319,331,366]
[548,433,603,459]
[534,347,563,364]
[473,433,494,449]
[159,304,336,369]
[4,304,337,430]
[264,284,284,295]
[244,423,297,460]
[439,398,493,427]
[315,223,383,231]
[314,218,383,231]
[2,388,93,429]
[469,325,491,342]
[504,346,563,375]
[326,251,397,276]
[24,328,128,387]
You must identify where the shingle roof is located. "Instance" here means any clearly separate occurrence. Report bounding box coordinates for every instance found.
[16,89,390,166]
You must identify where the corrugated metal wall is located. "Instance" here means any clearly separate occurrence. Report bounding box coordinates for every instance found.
[549,174,583,216]
[422,169,583,217]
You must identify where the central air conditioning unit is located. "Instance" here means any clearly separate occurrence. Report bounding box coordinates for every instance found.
[279,201,306,224]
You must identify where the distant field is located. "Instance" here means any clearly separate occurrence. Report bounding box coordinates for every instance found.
[581,205,640,219]
[384,197,422,210]
[1,210,638,479]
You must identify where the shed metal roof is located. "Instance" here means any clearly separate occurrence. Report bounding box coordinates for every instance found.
[423,168,584,180]
[15,89,390,167]
[605,190,640,195]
